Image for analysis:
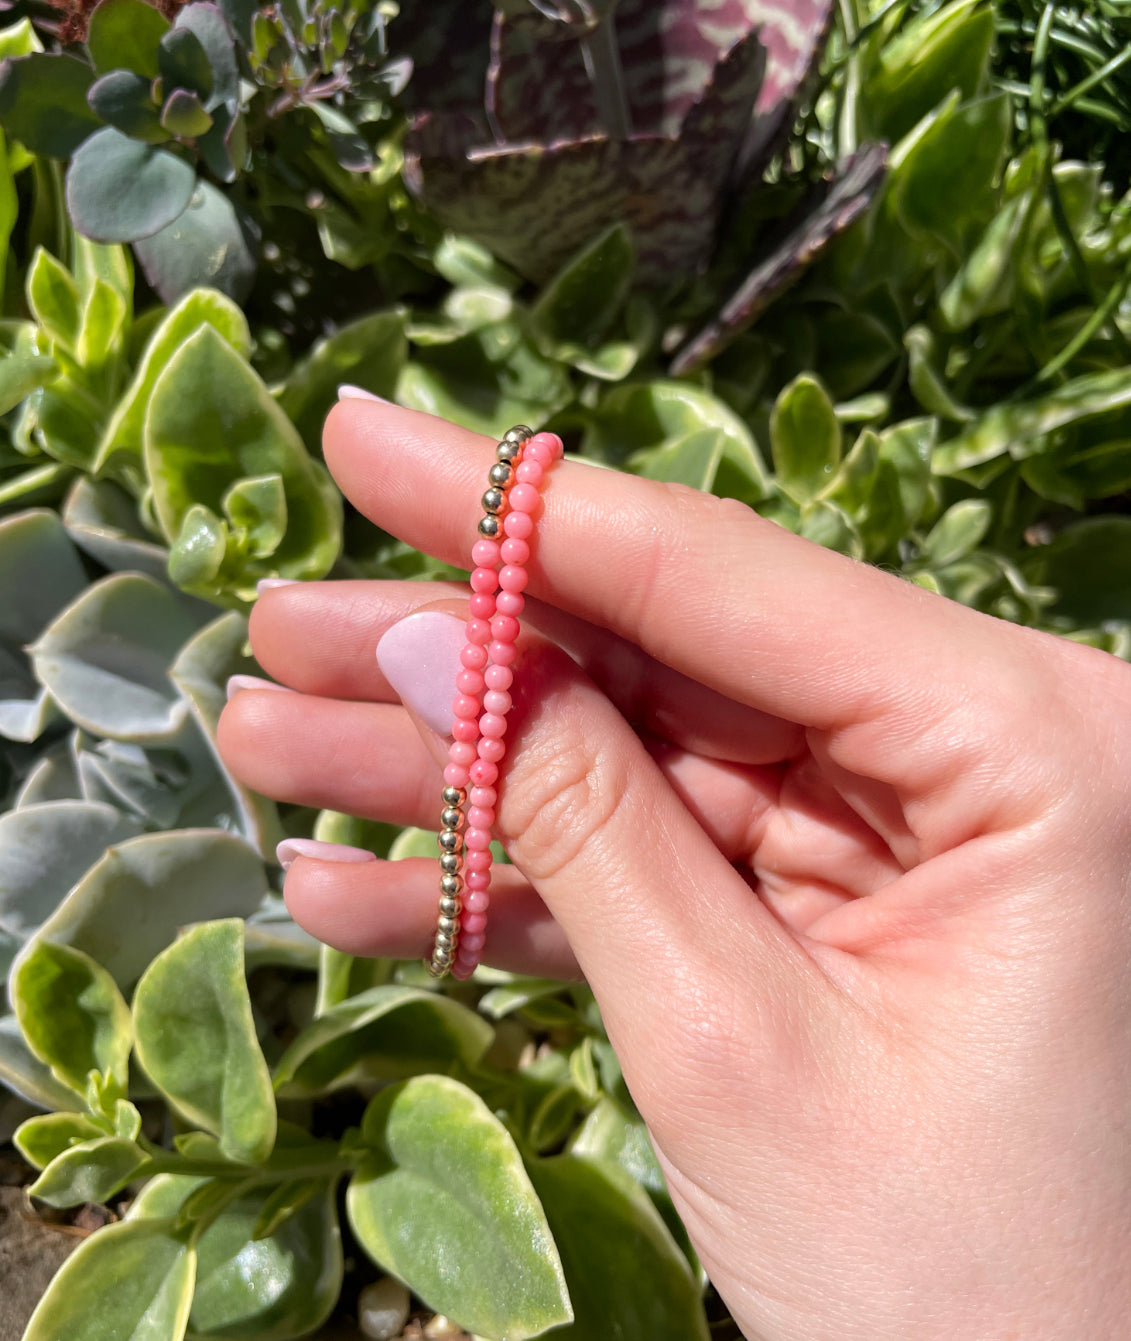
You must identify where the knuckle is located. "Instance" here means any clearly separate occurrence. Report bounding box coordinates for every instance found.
[502,712,631,885]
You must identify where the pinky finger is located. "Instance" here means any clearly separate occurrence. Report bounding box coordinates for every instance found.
[280,854,581,980]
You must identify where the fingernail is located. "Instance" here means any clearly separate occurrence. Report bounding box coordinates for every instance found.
[338,384,393,404]
[375,610,465,736]
[276,838,378,871]
[226,674,296,701]
[257,578,301,594]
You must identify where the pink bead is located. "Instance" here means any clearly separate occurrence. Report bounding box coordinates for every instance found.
[465,826,491,850]
[479,713,507,740]
[464,849,492,872]
[490,614,519,643]
[484,664,513,691]
[470,759,498,786]
[452,717,479,743]
[471,566,498,593]
[499,565,528,593]
[444,762,470,787]
[500,537,530,565]
[478,737,506,763]
[515,459,544,486]
[468,804,495,828]
[488,640,516,666]
[460,931,486,953]
[495,591,524,617]
[448,740,476,765]
[451,959,476,980]
[460,643,488,670]
[453,694,479,720]
[483,690,511,715]
[528,431,562,460]
[469,592,495,619]
[469,785,496,807]
[471,538,500,566]
[527,442,554,468]
[466,618,491,645]
[503,511,533,540]
[508,483,539,514]
[462,911,488,935]
[464,887,490,909]
[457,668,485,695]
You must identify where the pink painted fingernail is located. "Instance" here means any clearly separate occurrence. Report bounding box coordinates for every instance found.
[257,578,301,594]
[276,838,378,871]
[226,674,296,700]
[375,610,465,736]
[338,384,393,404]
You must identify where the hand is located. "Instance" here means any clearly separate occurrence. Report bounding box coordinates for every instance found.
[218,399,1131,1341]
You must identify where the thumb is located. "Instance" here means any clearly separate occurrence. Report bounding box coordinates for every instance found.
[375,604,817,1121]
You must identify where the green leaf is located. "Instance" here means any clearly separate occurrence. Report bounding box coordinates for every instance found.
[22,1217,195,1341]
[278,310,406,452]
[144,324,342,595]
[77,277,129,370]
[134,919,276,1164]
[920,498,991,566]
[12,938,131,1095]
[629,428,725,491]
[531,223,634,352]
[189,1180,342,1338]
[0,352,58,415]
[88,69,167,142]
[168,503,227,588]
[770,374,842,503]
[133,180,257,306]
[32,829,267,989]
[94,286,249,478]
[0,1012,85,1110]
[433,234,521,292]
[348,1075,571,1339]
[273,985,493,1095]
[158,27,213,102]
[0,18,44,59]
[87,0,170,77]
[27,247,81,352]
[223,473,286,557]
[526,1153,709,1340]
[30,572,200,741]
[174,4,239,108]
[15,1111,107,1169]
[28,1135,145,1207]
[66,127,195,244]
[1021,518,1131,625]
[160,88,212,139]
[0,53,100,158]
[934,369,1131,473]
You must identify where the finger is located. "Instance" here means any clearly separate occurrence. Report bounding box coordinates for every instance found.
[250,579,803,766]
[323,400,1061,804]
[279,856,581,979]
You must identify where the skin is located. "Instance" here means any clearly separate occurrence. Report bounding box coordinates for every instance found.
[218,400,1131,1341]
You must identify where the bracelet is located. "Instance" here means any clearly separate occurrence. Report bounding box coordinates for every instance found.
[427,425,563,980]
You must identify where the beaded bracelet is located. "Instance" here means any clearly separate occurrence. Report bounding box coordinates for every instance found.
[427,425,563,980]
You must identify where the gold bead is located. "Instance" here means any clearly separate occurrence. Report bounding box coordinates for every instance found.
[439,895,460,917]
[441,806,463,831]
[482,487,505,514]
[440,852,463,875]
[505,425,533,445]
[440,873,462,897]
[488,462,513,488]
[442,785,465,807]
[438,829,460,853]
[496,440,520,464]
[437,915,458,936]
[478,515,500,539]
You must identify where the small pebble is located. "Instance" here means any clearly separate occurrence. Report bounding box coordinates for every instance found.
[423,1316,468,1339]
[358,1277,411,1340]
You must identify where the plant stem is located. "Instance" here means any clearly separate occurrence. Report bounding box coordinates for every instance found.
[1024,257,1131,391]
[579,15,632,140]
[1049,45,1131,116]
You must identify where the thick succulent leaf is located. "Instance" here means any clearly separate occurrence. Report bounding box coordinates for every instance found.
[15,737,82,807]
[584,380,768,501]
[145,324,342,589]
[94,287,250,478]
[174,4,238,109]
[66,128,195,244]
[169,611,284,857]
[348,1075,571,1338]
[28,1135,145,1207]
[0,508,86,646]
[27,247,81,351]
[12,938,132,1096]
[160,88,213,139]
[0,800,142,942]
[530,223,634,354]
[278,310,407,452]
[135,179,254,306]
[14,1110,106,1169]
[1021,519,1131,626]
[0,18,43,60]
[0,53,100,159]
[770,373,842,502]
[30,572,201,742]
[919,499,991,566]
[134,919,276,1163]
[89,70,167,142]
[0,352,59,416]
[0,1012,83,1110]
[670,143,888,375]
[526,1153,708,1340]
[21,1217,196,1341]
[87,0,171,78]
[273,985,492,1095]
[62,477,170,579]
[30,828,267,989]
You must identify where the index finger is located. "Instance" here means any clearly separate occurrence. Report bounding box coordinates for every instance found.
[323,399,1048,749]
